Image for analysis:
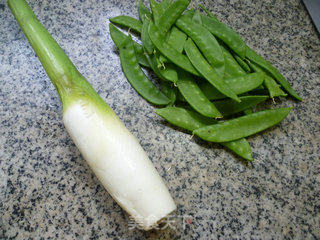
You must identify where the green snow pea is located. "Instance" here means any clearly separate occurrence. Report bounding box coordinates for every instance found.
[109,15,142,34]
[159,63,178,83]
[199,72,264,100]
[141,18,169,65]
[144,52,177,83]
[109,23,149,68]
[141,20,154,54]
[144,53,163,77]
[159,0,172,11]
[199,4,218,21]
[192,9,202,24]
[183,9,194,18]
[245,46,302,100]
[148,22,200,76]
[156,107,217,131]
[119,36,170,105]
[193,107,292,142]
[138,0,151,23]
[149,0,163,26]
[176,15,225,77]
[177,71,222,118]
[158,0,190,33]
[167,26,187,53]
[155,107,253,161]
[233,53,251,73]
[221,44,246,79]
[222,138,253,161]
[158,26,186,64]
[184,38,240,102]
[150,0,172,26]
[213,95,268,116]
[201,14,246,59]
[249,61,287,98]
[161,80,177,106]
[264,75,287,98]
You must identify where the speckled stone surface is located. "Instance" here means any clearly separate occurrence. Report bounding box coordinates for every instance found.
[1,0,319,239]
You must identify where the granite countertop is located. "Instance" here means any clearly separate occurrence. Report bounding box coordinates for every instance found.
[1,0,319,239]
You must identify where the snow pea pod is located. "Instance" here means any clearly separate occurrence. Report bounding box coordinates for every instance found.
[192,9,202,24]
[119,36,170,105]
[201,15,246,59]
[141,20,154,54]
[148,22,200,76]
[144,52,177,83]
[158,0,190,33]
[158,26,187,64]
[184,38,240,102]
[141,17,169,64]
[177,71,222,118]
[109,15,142,34]
[136,52,150,68]
[161,81,177,106]
[199,72,264,100]
[233,53,251,73]
[150,0,163,26]
[156,107,217,131]
[245,46,302,100]
[193,107,292,142]
[264,75,287,98]
[159,63,178,83]
[183,9,194,18]
[167,26,187,53]
[199,4,218,21]
[150,0,172,26]
[176,15,225,78]
[213,96,268,116]
[144,53,163,77]
[248,61,287,98]
[109,23,149,68]
[138,0,151,23]
[221,44,246,79]
[155,107,253,161]
[159,0,172,11]
[222,138,253,161]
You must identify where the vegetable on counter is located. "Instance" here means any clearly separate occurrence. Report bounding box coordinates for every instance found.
[8,0,176,230]
[109,0,301,161]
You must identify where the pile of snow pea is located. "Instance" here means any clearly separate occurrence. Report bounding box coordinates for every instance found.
[109,0,302,161]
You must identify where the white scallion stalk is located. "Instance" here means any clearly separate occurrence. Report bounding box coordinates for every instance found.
[8,0,176,230]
